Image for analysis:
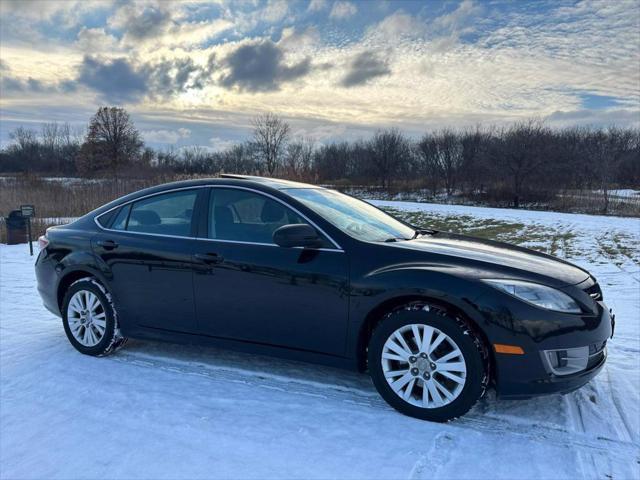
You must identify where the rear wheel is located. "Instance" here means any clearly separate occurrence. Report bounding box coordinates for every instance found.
[62,278,127,356]
[368,305,487,422]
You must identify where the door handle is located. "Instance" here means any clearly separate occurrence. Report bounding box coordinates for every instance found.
[97,239,119,250]
[194,253,224,264]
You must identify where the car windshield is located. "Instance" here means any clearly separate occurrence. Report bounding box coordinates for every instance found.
[285,188,416,242]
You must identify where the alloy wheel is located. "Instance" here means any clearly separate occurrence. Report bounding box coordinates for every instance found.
[381,323,467,408]
[66,290,107,347]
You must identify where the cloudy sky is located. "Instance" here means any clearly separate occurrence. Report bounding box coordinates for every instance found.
[1,0,639,149]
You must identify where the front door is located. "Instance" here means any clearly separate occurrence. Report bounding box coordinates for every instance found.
[192,187,349,356]
[92,188,201,333]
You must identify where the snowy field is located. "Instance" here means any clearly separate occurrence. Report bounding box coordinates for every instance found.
[1,202,639,480]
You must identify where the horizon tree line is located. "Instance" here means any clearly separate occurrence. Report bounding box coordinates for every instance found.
[1,107,638,213]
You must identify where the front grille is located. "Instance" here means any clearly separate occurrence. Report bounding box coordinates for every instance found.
[587,350,606,370]
[584,282,603,301]
[587,341,607,370]
[588,340,607,356]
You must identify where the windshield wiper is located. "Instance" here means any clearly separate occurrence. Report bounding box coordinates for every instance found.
[383,229,436,242]
[411,228,437,239]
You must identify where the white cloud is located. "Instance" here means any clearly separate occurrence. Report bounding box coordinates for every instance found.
[545,108,640,129]
[434,0,481,31]
[1,0,639,146]
[75,27,119,53]
[366,11,427,41]
[262,0,289,23]
[278,26,320,51]
[475,0,640,103]
[0,0,106,26]
[209,136,238,151]
[108,2,232,49]
[178,128,191,138]
[308,0,328,12]
[226,0,294,34]
[143,128,191,144]
[164,20,234,48]
[329,1,357,20]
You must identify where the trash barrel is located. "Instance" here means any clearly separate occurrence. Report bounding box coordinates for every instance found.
[5,210,27,245]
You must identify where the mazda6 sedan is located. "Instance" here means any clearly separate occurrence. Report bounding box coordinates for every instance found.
[35,175,614,421]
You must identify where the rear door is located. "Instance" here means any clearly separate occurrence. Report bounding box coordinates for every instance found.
[192,187,350,356]
[92,188,203,333]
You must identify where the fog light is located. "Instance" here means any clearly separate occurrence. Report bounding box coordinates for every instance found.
[542,346,589,376]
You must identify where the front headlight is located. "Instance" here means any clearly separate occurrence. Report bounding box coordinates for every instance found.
[483,279,582,313]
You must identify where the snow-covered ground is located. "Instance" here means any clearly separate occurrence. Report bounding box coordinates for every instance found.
[1,202,639,479]
[603,189,640,199]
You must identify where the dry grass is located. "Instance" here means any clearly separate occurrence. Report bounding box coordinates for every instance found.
[0,175,189,218]
[1,174,638,244]
[0,174,192,243]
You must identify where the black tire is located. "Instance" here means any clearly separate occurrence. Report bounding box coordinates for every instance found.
[368,305,487,422]
[61,278,127,356]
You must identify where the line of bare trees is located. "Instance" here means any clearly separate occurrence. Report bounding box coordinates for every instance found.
[1,108,639,213]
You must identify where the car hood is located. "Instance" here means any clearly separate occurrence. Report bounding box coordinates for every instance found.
[385,232,590,286]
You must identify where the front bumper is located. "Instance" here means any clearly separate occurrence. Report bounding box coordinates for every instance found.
[500,347,607,399]
[493,304,614,399]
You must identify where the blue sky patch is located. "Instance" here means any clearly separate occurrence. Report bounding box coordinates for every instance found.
[579,93,623,110]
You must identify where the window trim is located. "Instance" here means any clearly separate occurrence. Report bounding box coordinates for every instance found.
[99,187,199,238]
[95,186,204,240]
[94,185,344,252]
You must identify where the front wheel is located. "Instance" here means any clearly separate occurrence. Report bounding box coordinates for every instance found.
[368,306,487,422]
[62,278,127,356]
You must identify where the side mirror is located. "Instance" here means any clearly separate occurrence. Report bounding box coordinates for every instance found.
[273,224,323,248]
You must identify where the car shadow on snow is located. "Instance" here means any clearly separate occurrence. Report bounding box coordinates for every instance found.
[113,338,574,430]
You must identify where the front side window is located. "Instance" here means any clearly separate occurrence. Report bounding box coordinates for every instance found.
[285,188,415,243]
[209,188,328,246]
[111,190,197,237]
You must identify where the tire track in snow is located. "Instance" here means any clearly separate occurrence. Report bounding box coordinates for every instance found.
[565,388,596,479]
[603,367,637,444]
[111,348,639,463]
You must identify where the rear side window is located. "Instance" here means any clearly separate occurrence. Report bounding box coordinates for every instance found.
[112,190,198,237]
[96,209,116,228]
[110,205,130,230]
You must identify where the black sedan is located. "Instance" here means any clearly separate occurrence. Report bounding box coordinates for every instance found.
[35,175,614,421]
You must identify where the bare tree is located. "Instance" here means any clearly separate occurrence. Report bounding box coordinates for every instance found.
[313,142,351,181]
[181,146,212,174]
[284,137,315,179]
[9,127,37,151]
[438,130,463,196]
[415,134,441,196]
[79,107,143,178]
[41,122,75,173]
[459,126,487,195]
[368,128,411,189]
[585,127,636,213]
[8,127,39,173]
[488,120,551,207]
[220,143,257,174]
[417,129,463,196]
[42,123,61,152]
[615,129,640,187]
[251,113,290,175]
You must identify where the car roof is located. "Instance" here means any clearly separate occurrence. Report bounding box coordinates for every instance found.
[217,174,318,190]
[85,175,324,220]
[144,174,320,192]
